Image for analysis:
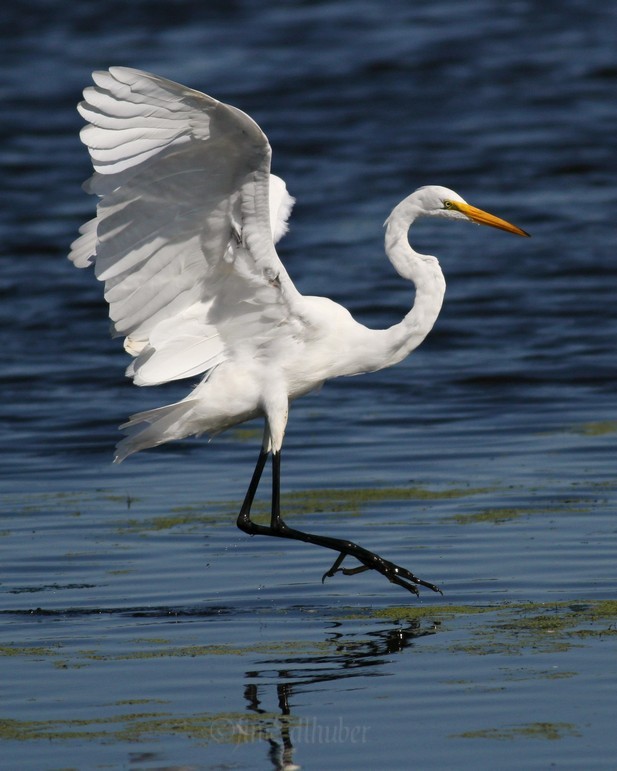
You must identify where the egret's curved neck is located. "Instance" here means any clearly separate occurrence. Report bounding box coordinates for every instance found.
[376,201,446,368]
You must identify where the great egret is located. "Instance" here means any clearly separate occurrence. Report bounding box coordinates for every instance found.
[70,68,528,596]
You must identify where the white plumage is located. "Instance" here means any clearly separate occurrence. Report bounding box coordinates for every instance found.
[70,68,310,458]
[70,68,527,594]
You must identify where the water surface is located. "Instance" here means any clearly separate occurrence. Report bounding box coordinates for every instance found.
[1,1,616,768]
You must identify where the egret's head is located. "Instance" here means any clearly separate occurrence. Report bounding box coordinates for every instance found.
[415,185,529,237]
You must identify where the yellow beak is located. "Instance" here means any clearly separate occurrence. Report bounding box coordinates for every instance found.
[452,201,530,237]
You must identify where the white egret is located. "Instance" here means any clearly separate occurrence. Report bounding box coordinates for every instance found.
[70,68,528,595]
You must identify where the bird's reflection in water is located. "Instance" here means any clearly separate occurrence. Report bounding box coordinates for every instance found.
[238,617,437,770]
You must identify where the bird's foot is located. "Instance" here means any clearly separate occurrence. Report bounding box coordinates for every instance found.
[322,550,442,596]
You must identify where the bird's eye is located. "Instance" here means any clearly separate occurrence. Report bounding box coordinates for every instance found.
[443,201,454,209]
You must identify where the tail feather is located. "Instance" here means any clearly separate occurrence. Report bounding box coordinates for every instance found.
[114,399,198,462]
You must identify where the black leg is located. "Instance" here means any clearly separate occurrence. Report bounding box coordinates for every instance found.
[236,447,268,534]
[270,450,286,531]
[236,446,442,596]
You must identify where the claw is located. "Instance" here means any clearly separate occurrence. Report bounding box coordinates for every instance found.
[322,551,347,583]
[322,549,442,596]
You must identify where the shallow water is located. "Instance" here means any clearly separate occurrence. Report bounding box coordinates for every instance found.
[1,1,617,768]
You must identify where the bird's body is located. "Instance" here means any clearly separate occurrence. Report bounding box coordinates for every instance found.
[71,68,528,595]
[114,241,444,460]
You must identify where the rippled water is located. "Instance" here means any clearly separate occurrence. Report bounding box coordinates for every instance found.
[2,1,617,769]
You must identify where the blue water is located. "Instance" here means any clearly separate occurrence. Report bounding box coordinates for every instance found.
[1,1,617,769]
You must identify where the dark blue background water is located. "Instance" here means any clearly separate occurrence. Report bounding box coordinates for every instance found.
[1,2,616,769]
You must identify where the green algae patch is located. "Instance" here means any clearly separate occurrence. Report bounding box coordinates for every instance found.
[347,600,617,658]
[0,710,288,745]
[497,611,572,635]
[580,599,617,620]
[116,483,492,531]
[500,668,578,682]
[372,604,495,623]
[572,420,617,437]
[101,493,138,508]
[117,510,225,533]
[455,721,580,741]
[0,489,138,517]
[2,638,333,670]
[450,507,528,525]
[450,500,590,525]
[255,484,492,520]
[0,644,59,658]
[447,600,617,656]
[67,638,336,665]
[499,600,617,637]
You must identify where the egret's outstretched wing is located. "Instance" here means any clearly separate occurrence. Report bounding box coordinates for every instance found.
[70,67,304,385]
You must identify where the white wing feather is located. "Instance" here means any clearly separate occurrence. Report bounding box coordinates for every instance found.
[69,67,303,386]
